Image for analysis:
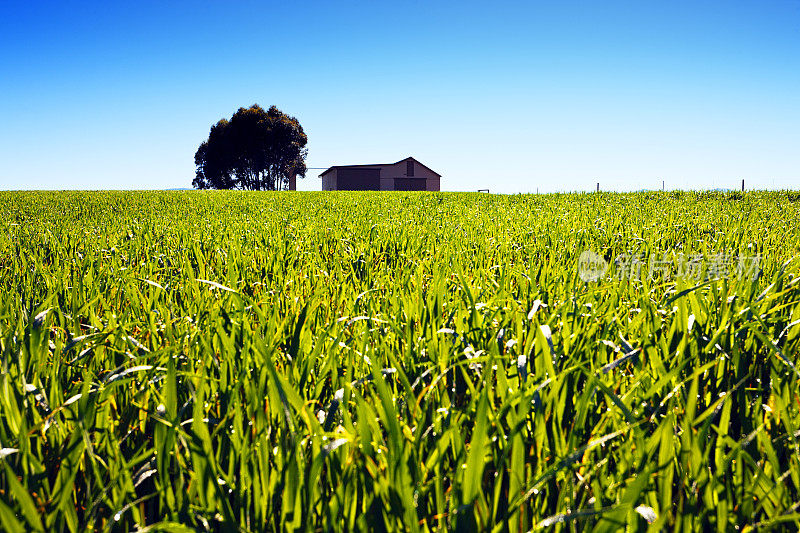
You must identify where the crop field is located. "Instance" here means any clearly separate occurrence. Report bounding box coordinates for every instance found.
[1,190,800,532]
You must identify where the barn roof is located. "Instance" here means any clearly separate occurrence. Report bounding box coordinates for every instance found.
[318,157,441,178]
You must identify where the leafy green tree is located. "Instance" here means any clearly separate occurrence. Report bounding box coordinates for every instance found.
[193,105,307,190]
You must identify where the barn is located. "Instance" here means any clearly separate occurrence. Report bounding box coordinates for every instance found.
[320,157,441,191]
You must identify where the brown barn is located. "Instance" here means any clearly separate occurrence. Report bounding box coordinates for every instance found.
[319,157,441,191]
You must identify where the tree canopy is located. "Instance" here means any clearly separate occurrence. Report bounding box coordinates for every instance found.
[193,105,307,190]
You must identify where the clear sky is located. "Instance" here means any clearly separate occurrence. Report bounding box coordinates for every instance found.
[1,0,798,193]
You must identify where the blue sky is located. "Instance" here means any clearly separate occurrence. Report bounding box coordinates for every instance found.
[1,0,798,192]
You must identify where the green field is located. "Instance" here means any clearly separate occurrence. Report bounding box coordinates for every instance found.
[1,190,800,531]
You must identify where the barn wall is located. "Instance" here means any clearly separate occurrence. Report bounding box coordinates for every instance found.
[408,163,439,182]
[322,171,337,191]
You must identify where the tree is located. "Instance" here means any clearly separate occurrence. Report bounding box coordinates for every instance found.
[193,105,307,190]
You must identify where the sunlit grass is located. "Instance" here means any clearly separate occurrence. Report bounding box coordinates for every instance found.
[0,190,799,531]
